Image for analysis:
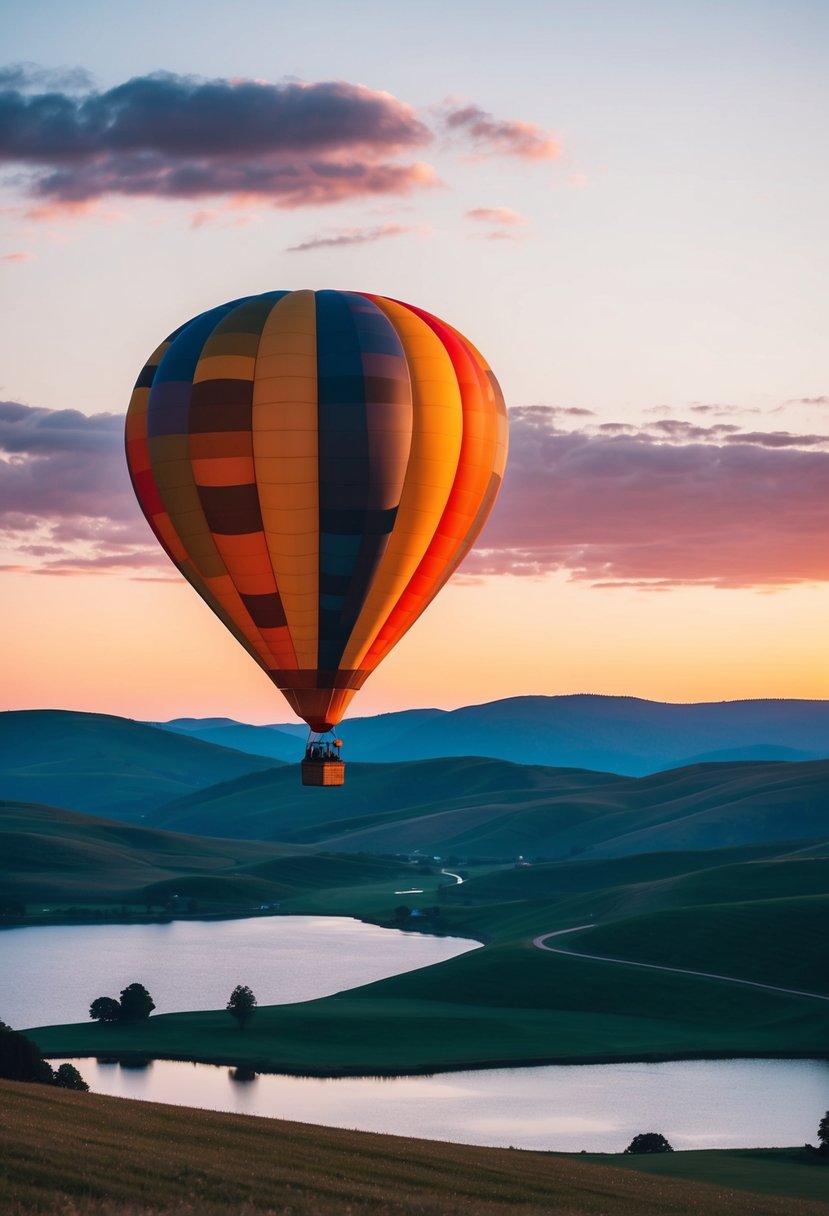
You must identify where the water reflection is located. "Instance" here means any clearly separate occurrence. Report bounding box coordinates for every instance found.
[50,1056,829,1153]
[229,1067,258,1083]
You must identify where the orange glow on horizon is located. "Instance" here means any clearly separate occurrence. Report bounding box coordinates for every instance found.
[2,569,827,724]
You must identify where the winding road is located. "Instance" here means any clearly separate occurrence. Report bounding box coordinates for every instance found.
[533,925,829,1003]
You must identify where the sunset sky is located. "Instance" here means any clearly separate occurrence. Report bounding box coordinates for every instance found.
[1,0,827,724]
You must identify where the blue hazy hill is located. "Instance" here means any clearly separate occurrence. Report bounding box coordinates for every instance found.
[160,694,829,774]
[0,710,281,819]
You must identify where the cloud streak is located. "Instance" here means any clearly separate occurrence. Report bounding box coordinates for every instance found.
[0,68,436,209]
[286,222,417,252]
[465,207,525,226]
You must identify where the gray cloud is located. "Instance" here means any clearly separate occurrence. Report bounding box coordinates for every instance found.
[469,408,829,588]
[0,68,435,208]
[0,400,157,573]
[0,63,94,92]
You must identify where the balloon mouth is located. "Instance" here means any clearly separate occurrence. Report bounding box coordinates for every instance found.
[307,719,337,734]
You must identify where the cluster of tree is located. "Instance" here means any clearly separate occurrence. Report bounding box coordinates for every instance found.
[0,1021,87,1091]
[88,983,258,1030]
[89,983,155,1024]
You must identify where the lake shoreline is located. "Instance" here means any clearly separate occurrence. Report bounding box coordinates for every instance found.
[0,906,489,946]
[38,1042,829,1079]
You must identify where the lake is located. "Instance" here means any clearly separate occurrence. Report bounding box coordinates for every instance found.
[5,916,827,1152]
[49,1055,829,1153]
[0,915,479,1030]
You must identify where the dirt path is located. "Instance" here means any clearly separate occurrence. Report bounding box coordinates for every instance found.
[533,925,829,1002]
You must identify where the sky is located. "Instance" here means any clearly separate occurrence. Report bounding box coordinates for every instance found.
[1,0,827,724]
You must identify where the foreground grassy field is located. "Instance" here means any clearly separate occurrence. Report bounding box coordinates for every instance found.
[2,1080,828,1216]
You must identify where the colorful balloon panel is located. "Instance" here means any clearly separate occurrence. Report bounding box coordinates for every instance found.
[126,290,508,732]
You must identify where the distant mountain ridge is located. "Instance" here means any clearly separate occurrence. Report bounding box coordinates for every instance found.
[159,694,829,774]
[1,707,828,861]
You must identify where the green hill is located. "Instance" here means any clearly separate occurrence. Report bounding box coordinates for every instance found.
[147,756,829,860]
[148,754,619,845]
[0,710,281,820]
[0,801,413,910]
[29,829,829,1073]
[561,891,829,994]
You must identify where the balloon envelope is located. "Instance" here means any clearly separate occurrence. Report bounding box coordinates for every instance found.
[126,290,508,731]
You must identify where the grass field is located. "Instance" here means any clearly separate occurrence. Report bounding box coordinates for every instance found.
[30,896,829,1075]
[2,1080,828,1216]
[0,800,420,911]
[10,795,829,1077]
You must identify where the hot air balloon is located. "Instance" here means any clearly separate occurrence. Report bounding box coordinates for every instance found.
[125,290,508,784]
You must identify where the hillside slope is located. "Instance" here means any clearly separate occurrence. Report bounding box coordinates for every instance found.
[5,1082,826,1216]
[148,757,829,858]
[0,800,414,907]
[0,711,281,819]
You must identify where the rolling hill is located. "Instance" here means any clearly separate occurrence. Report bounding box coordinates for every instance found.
[0,710,281,820]
[159,695,829,773]
[0,800,414,907]
[147,756,829,859]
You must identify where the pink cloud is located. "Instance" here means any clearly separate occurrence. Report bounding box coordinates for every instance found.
[468,408,829,589]
[465,207,526,226]
[444,105,560,160]
[1,250,32,262]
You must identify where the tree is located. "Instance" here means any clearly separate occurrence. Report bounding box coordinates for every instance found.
[54,1063,89,1091]
[624,1132,674,1154]
[89,996,122,1024]
[818,1111,829,1155]
[118,983,155,1022]
[226,985,257,1029]
[0,1022,55,1085]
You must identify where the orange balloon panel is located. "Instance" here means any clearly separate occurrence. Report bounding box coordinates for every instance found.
[125,290,508,731]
